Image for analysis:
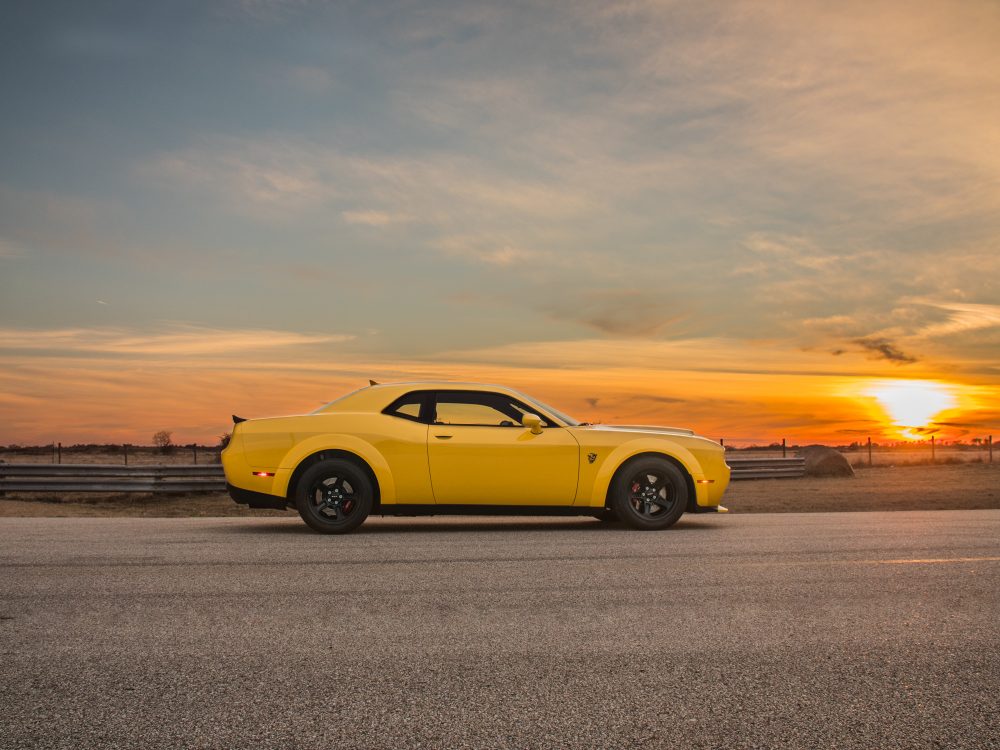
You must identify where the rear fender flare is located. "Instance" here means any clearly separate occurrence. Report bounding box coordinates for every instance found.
[276,434,396,503]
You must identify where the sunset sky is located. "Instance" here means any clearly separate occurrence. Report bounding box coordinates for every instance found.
[1,0,998,446]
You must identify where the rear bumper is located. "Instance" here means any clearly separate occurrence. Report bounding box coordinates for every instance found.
[227,483,289,511]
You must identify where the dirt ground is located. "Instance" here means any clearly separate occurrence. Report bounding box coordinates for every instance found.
[1,462,996,517]
[726,462,998,513]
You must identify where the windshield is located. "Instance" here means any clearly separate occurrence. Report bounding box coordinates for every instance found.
[515,391,581,427]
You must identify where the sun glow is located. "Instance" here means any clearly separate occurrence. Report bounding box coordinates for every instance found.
[867,380,957,439]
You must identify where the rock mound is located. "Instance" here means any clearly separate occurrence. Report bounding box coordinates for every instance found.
[796,445,855,477]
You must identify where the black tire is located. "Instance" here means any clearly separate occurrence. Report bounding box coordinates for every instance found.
[295,459,373,534]
[593,509,619,523]
[610,457,688,530]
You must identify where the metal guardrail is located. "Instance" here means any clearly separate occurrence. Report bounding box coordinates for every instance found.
[0,463,226,493]
[0,457,806,494]
[727,456,806,479]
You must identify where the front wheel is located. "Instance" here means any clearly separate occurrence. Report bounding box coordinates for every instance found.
[611,457,688,530]
[295,459,373,534]
[593,509,619,523]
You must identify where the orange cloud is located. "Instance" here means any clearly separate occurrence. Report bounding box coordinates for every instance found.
[2,329,995,446]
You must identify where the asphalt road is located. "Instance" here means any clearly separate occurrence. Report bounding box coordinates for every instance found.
[1,511,998,749]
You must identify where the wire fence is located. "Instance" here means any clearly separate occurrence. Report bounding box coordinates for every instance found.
[719,435,993,466]
[0,444,223,466]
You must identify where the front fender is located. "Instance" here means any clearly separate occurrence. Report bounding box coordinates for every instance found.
[275,434,397,504]
[586,438,703,508]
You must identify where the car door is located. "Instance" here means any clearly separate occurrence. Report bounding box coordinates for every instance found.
[427,390,580,505]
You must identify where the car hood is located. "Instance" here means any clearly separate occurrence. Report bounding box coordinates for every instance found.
[582,424,696,437]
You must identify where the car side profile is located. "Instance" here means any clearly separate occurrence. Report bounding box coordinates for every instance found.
[222,382,731,533]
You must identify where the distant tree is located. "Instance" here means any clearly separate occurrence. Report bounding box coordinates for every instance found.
[152,430,174,454]
[217,432,231,450]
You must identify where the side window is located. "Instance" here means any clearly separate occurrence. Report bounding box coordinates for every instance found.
[433,391,552,427]
[383,392,429,422]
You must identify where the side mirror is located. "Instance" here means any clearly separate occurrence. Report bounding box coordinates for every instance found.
[522,413,543,435]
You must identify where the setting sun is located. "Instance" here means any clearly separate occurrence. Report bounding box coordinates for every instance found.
[867,380,957,438]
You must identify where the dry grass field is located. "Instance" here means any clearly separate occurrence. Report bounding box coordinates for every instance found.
[1,462,996,518]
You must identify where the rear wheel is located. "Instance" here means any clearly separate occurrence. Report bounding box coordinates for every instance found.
[295,459,373,534]
[611,457,688,530]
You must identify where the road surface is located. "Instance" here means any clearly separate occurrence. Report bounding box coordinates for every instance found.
[1,511,998,749]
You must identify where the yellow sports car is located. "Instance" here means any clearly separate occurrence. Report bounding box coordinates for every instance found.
[222,381,730,533]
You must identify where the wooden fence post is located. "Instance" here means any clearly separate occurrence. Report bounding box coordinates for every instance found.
[931,435,935,463]
[782,438,786,458]
[867,436,872,467]
[57,442,61,465]
[124,444,129,466]
[989,435,993,464]
[193,445,198,464]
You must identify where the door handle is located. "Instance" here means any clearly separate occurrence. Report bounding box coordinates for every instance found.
[434,435,453,440]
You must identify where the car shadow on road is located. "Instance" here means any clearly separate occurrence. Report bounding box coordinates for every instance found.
[213,516,722,535]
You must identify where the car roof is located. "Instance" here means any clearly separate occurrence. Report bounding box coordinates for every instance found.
[317,381,555,418]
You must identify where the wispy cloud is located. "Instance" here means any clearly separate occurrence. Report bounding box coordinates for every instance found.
[913,301,1000,338]
[0,325,351,356]
[539,290,684,338]
[0,183,123,259]
[341,210,411,227]
[853,337,917,364]
[140,139,341,216]
[0,238,22,259]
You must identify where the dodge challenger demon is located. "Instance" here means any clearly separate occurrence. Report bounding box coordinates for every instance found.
[222,382,731,533]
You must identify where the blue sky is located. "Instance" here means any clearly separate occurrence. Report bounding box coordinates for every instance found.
[1,0,998,443]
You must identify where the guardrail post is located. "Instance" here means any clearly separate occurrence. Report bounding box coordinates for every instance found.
[124,444,129,466]
[57,442,62,465]
[0,459,5,497]
[193,445,198,464]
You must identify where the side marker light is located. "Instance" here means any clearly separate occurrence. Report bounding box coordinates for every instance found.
[252,471,275,477]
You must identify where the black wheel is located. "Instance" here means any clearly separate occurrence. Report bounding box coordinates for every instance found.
[295,459,373,534]
[611,457,688,530]
[593,509,619,523]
